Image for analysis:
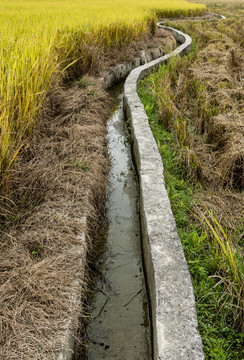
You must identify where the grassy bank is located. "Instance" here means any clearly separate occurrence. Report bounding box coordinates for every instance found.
[138,3,243,358]
[0,0,205,190]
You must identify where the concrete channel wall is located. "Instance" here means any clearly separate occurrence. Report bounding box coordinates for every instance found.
[123,25,204,360]
[58,26,200,360]
[58,14,225,360]
[103,48,167,89]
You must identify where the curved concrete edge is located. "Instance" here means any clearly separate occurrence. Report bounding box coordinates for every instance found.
[208,12,226,20]
[56,26,191,360]
[102,38,175,89]
[124,26,204,360]
[102,48,166,89]
[102,13,226,89]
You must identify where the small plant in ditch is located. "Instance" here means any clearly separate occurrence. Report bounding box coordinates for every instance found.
[69,160,89,171]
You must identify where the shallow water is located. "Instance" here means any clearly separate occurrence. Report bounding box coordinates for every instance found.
[84,89,151,360]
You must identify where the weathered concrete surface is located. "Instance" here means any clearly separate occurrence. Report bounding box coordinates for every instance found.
[103,46,168,89]
[102,13,226,89]
[124,25,205,360]
[208,13,226,20]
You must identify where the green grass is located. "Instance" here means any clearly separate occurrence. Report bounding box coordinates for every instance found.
[138,72,244,359]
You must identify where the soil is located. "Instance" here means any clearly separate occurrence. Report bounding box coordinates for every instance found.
[0,29,176,360]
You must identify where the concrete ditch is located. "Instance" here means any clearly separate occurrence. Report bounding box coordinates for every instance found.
[58,14,226,360]
[123,25,203,360]
[103,47,168,90]
[122,16,225,359]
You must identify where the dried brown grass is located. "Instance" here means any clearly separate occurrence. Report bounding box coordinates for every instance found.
[0,29,176,359]
[156,9,244,240]
[153,9,244,331]
[175,30,244,189]
[0,78,111,360]
[103,27,176,69]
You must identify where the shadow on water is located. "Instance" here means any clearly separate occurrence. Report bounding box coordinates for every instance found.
[78,85,151,360]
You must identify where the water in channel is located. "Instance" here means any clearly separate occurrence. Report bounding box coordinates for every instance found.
[84,88,151,360]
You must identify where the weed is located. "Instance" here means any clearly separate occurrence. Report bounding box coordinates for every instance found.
[31,248,38,257]
[78,77,94,88]
[69,160,89,171]
[31,245,43,257]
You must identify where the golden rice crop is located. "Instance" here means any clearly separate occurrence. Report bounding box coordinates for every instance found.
[0,0,205,188]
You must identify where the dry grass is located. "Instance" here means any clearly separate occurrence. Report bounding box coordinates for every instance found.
[151,3,244,329]
[161,18,244,192]
[105,27,176,68]
[0,30,177,359]
[0,0,206,189]
[187,40,244,189]
[0,78,111,359]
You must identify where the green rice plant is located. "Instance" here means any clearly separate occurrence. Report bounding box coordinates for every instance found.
[195,207,244,331]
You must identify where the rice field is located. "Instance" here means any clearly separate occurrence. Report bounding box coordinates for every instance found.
[0,0,205,189]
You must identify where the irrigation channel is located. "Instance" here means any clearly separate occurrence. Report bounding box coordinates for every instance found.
[80,15,225,360]
[83,85,151,360]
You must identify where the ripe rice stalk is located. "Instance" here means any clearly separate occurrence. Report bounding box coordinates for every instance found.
[0,0,205,189]
[175,116,190,149]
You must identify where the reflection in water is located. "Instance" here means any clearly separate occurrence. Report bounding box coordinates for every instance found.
[85,91,151,360]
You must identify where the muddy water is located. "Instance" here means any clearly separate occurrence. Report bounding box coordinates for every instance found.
[84,89,151,360]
